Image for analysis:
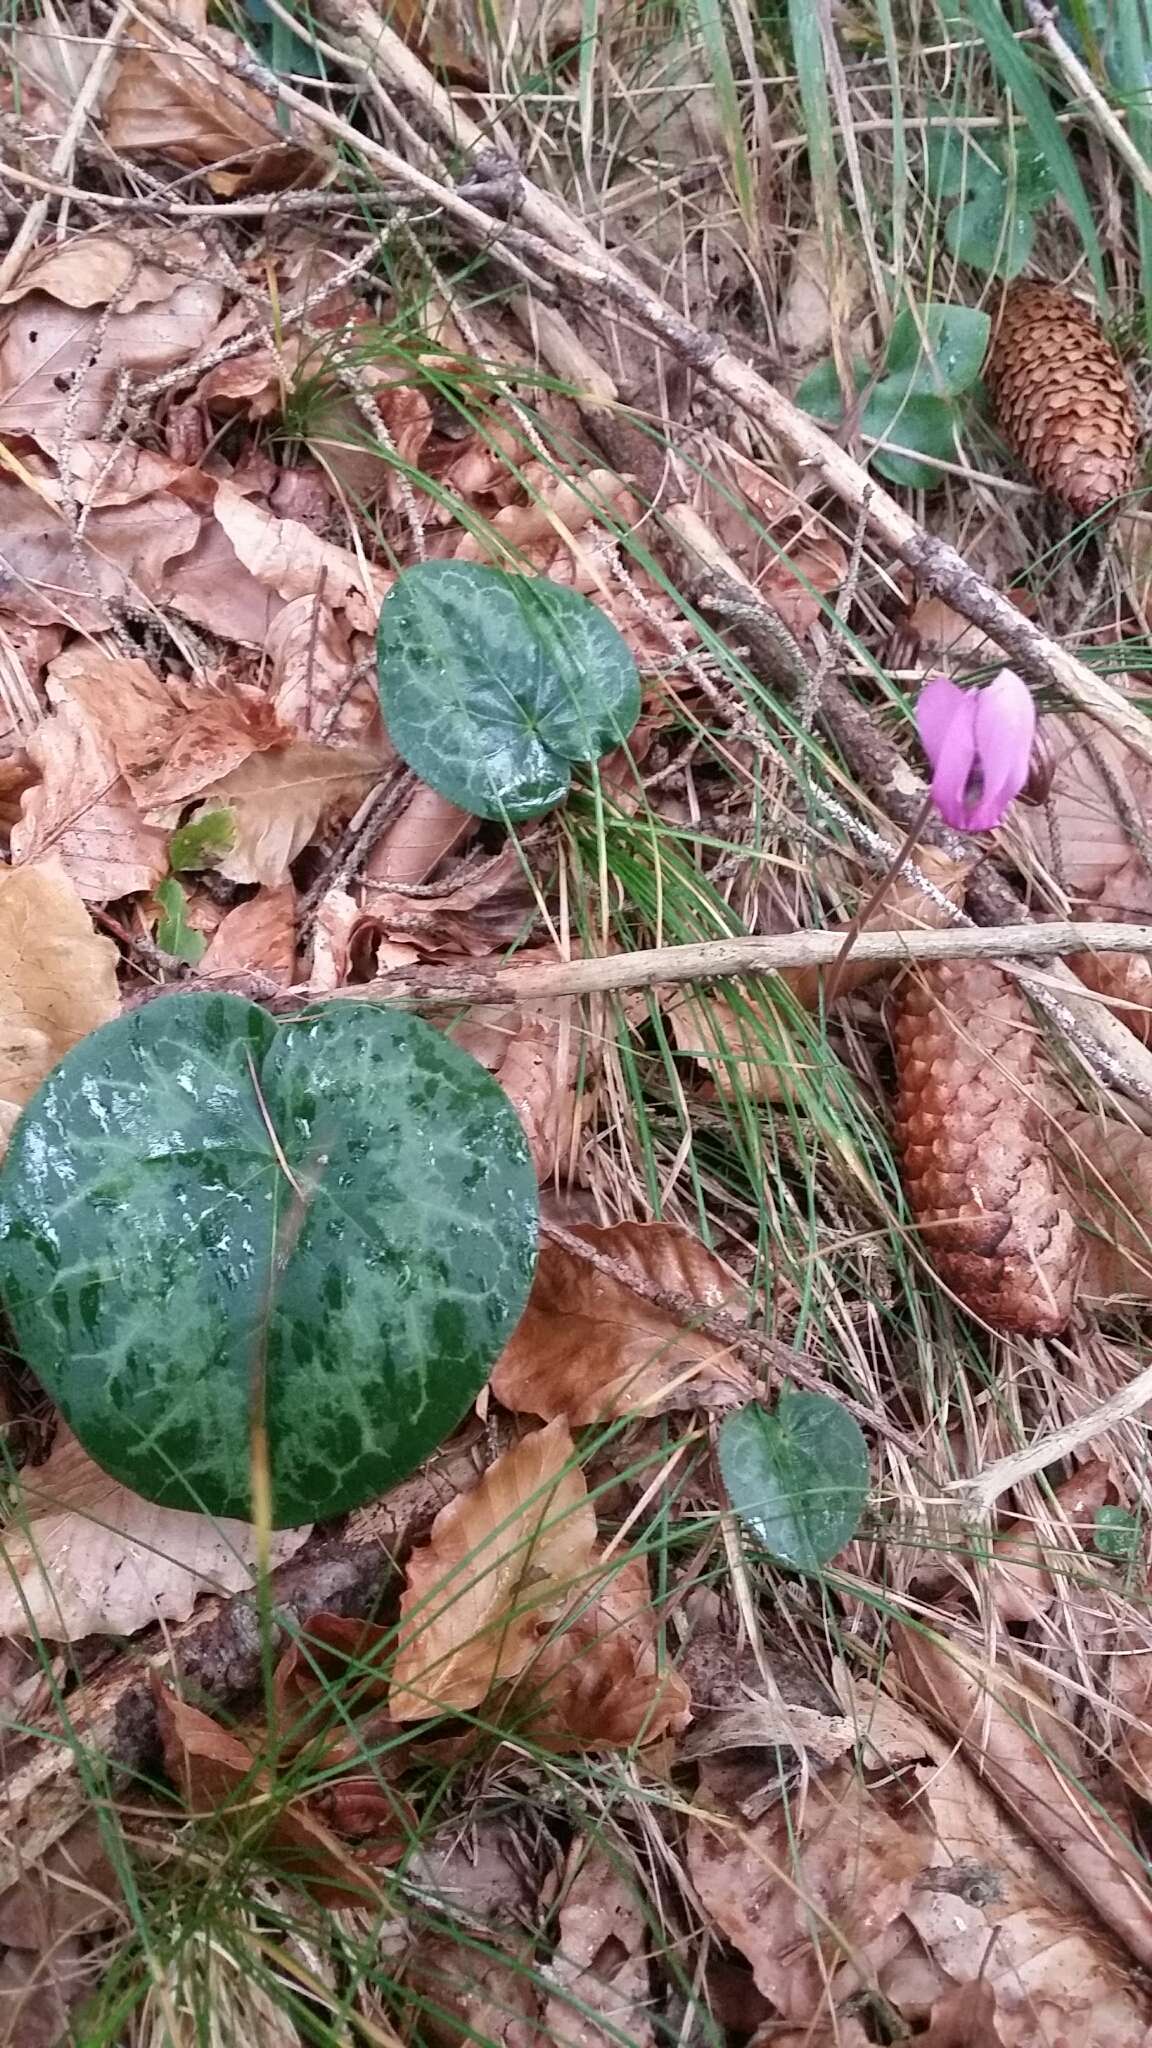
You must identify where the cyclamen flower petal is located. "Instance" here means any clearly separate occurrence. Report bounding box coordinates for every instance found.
[914,669,1035,833]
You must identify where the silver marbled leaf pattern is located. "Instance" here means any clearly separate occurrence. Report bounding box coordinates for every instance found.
[0,994,538,1527]
[375,560,641,821]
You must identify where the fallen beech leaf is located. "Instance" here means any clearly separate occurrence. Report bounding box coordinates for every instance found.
[687,1763,931,2017]
[1056,1111,1152,1301]
[778,226,868,361]
[1010,712,1152,916]
[104,0,317,194]
[990,1458,1112,1624]
[1106,1620,1152,1805]
[665,983,790,1100]
[917,1984,1006,2048]
[0,1817,122,2048]
[11,690,168,901]
[0,239,223,445]
[544,1837,654,2047]
[0,1427,309,1640]
[366,783,476,887]
[850,1676,1152,2048]
[401,1931,543,2048]
[47,647,291,810]
[183,740,382,887]
[389,1419,598,1719]
[894,1628,1152,1971]
[0,475,201,630]
[200,883,298,983]
[308,885,362,991]
[211,480,386,634]
[265,596,379,749]
[450,998,582,1181]
[0,863,119,1153]
[154,1686,384,1906]
[520,1553,691,1749]
[492,1221,752,1423]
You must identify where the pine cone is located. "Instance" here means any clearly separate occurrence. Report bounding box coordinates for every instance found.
[893,960,1077,1334]
[985,282,1139,518]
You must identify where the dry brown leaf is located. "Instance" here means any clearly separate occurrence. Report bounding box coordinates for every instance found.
[200,883,297,983]
[0,1818,122,2048]
[895,1628,1152,1972]
[665,983,792,1101]
[104,0,317,194]
[0,1426,309,1640]
[0,237,223,446]
[400,1932,543,2048]
[154,1686,384,1906]
[696,448,847,639]
[307,885,362,992]
[520,1553,691,1749]
[1010,712,1152,916]
[389,1420,598,1720]
[366,783,476,888]
[450,997,582,1182]
[990,1458,1112,1624]
[11,689,168,900]
[850,1677,1152,2048]
[47,646,291,810]
[1106,1622,1152,1806]
[210,479,386,633]
[543,1837,654,2047]
[492,1221,752,1424]
[265,595,378,748]
[778,227,868,361]
[6,28,107,142]
[182,740,382,887]
[687,1763,932,2017]
[1056,1110,1152,1300]
[0,475,202,630]
[0,862,119,1153]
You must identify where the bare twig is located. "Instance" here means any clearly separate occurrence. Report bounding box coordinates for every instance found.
[953,1360,1152,1521]
[1021,0,1152,209]
[317,920,1152,1006]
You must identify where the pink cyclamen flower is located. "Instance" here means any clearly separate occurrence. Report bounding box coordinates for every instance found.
[915,669,1036,832]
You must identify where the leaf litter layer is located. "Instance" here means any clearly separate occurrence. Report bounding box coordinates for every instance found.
[5,1,1152,2044]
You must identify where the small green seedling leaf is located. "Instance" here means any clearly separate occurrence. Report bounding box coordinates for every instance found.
[0,996,539,1527]
[1094,1505,1141,1563]
[169,809,235,872]
[795,357,869,425]
[154,878,206,965]
[862,384,959,488]
[719,1388,869,1571]
[375,560,641,822]
[883,305,991,398]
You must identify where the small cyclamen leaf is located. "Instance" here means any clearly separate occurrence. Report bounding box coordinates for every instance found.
[376,561,641,823]
[862,385,959,489]
[0,995,539,1526]
[169,808,235,872]
[796,356,869,425]
[945,180,1036,279]
[719,1388,869,1570]
[154,878,206,965]
[1094,1505,1141,1563]
[883,305,991,398]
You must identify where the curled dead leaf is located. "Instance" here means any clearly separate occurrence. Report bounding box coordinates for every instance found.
[11,688,168,901]
[516,1552,691,1750]
[182,741,383,887]
[491,1221,752,1423]
[389,1420,598,1720]
[450,996,583,1182]
[154,1685,386,1905]
[200,883,298,984]
[543,1837,654,2047]
[1055,1111,1152,1302]
[104,0,319,194]
[0,862,119,1154]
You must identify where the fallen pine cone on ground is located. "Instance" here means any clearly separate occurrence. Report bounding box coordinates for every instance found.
[892,959,1078,1334]
[984,281,1139,518]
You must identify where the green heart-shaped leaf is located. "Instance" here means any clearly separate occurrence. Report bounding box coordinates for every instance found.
[719,1388,869,1570]
[376,560,641,823]
[862,383,959,488]
[883,305,991,398]
[945,180,1037,279]
[0,994,538,1527]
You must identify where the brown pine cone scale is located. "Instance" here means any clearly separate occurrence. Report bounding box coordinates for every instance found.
[893,960,1077,1335]
[984,282,1139,518]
